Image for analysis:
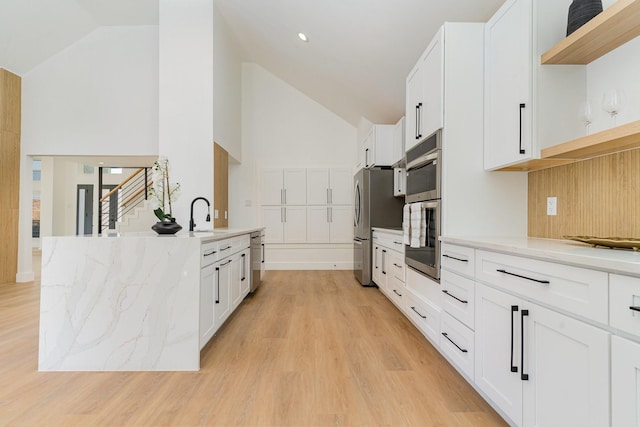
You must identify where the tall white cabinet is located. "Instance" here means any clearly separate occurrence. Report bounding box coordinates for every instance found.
[484,0,584,170]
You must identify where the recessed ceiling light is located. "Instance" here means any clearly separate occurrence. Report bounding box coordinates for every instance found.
[298,32,308,42]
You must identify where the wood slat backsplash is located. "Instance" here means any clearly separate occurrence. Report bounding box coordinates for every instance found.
[528,149,640,239]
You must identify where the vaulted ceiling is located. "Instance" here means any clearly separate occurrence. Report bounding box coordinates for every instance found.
[0,0,505,126]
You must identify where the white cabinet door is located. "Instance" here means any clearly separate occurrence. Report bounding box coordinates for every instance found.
[283,206,306,243]
[262,206,284,243]
[392,116,405,165]
[239,249,250,298]
[612,336,640,427]
[329,168,352,206]
[363,128,374,168]
[372,243,384,289]
[421,27,444,139]
[393,167,405,197]
[261,168,285,205]
[475,283,524,425]
[306,168,330,205]
[214,258,232,329]
[484,0,532,170]
[231,251,242,310]
[522,301,610,427]
[405,63,423,152]
[283,168,306,205]
[199,264,216,349]
[329,205,352,243]
[306,206,330,243]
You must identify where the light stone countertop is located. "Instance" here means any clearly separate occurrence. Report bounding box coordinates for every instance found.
[93,227,265,243]
[440,236,640,278]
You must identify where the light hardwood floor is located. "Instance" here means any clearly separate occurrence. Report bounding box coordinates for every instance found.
[0,269,506,426]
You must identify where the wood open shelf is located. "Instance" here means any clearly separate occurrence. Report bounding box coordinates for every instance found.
[541,0,640,65]
[542,119,640,159]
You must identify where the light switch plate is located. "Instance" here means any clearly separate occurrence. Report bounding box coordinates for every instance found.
[547,197,557,216]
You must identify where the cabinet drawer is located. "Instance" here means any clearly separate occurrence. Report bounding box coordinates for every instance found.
[440,311,474,381]
[610,274,640,338]
[372,231,405,254]
[440,269,475,330]
[389,250,405,282]
[441,243,475,278]
[404,288,441,345]
[476,250,608,324]
[201,241,220,267]
[387,275,405,308]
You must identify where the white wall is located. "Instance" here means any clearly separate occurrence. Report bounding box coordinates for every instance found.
[586,36,640,134]
[17,25,159,282]
[213,4,243,162]
[21,26,159,156]
[230,63,357,229]
[158,0,214,226]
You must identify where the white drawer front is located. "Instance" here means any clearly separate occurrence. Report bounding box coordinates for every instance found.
[201,241,220,266]
[404,288,441,345]
[389,250,405,283]
[373,231,405,254]
[440,311,474,381]
[387,275,405,308]
[476,250,608,324]
[406,266,442,307]
[440,269,475,330]
[441,243,475,278]
[610,274,640,338]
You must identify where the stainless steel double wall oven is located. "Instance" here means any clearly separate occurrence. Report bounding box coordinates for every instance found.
[404,130,442,281]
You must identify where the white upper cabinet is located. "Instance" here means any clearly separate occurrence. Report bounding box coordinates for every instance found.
[392,116,405,165]
[484,0,585,170]
[260,168,306,205]
[306,167,352,206]
[405,27,444,152]
[361,125,395,168]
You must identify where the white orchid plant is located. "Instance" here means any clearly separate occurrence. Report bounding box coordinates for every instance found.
[148,156,181,222]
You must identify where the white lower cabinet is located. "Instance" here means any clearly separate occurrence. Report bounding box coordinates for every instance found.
[440,311,474,380]
[262,206,306,243]
[612,336,640,427]
[306,205,353,243]
[475,283,610,426]
[199,235,251,350]
[404,287,441,344]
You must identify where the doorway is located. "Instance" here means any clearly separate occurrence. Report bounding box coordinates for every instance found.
[76,185,94,235]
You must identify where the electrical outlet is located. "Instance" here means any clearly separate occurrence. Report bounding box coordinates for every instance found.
[547,197,557,216]
[214,209,219,219]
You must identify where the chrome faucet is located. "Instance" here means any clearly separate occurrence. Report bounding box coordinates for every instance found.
[189,197,211,231]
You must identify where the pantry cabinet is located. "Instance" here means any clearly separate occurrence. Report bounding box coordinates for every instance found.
[306,168,352,206]
[262,206,306,243]
[484,0,584,170]
[260,168,306,205]
[306,205,352,244]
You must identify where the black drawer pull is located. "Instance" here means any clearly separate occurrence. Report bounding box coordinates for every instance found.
[519,103,526,154]
[442,289,468,304]
[410,306,426,319]
[220,246,232,251]
[497,269,550,284]
[204,250,217,257]
[393,289,402,297]
[511,305,518,373]
[442,332,468,353]
[443,254,468,263]
[630,306,640,312]
[393,241,403,245]
[393,263,402,268]
[521,309,529,381]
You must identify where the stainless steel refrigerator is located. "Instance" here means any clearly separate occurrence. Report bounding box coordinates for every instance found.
[353,168,404,286]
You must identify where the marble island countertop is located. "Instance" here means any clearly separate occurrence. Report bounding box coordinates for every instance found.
[441,236,640,277]
[93,227,264,243]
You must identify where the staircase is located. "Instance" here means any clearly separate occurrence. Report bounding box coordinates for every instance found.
[99,167,153,233]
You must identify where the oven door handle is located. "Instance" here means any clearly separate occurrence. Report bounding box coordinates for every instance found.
[407,151,438,171]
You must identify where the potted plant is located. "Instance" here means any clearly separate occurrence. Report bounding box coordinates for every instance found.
[148,156,182,234]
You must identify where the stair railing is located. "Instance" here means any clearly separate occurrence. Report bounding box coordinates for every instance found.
[98,167,152,233]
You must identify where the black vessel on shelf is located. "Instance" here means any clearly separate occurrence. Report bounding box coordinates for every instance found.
[567,0,603,36]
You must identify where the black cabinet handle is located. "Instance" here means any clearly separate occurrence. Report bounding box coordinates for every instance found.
[442,332,468,353]
[415,104,419,139]
[261,243,265,263]
[519,103,526,154]
[417,102,423,139]
[215,267,220,304]
[443,254,468,263]
[204,250,217,257]
[221,245,232,252]
[521,309,529,381]
[365,148,369,168]
[393,263,402,268]
[630,306,640,312]
[442,289,468,304]
[497,269,550,284]
[511,305,518,373]
[382,249,387,274]
[410,306,426,319]
[241,253,246,281]
[393,289,402,297]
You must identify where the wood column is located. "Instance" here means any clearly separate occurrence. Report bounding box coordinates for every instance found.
[0,69,21,285]
[213,142,228,228]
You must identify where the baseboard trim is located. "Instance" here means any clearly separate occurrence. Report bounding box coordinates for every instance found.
[265,261,354,270]
[16,271,35,283]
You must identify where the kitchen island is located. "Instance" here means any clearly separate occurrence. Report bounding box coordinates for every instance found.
[38,228,262,372]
